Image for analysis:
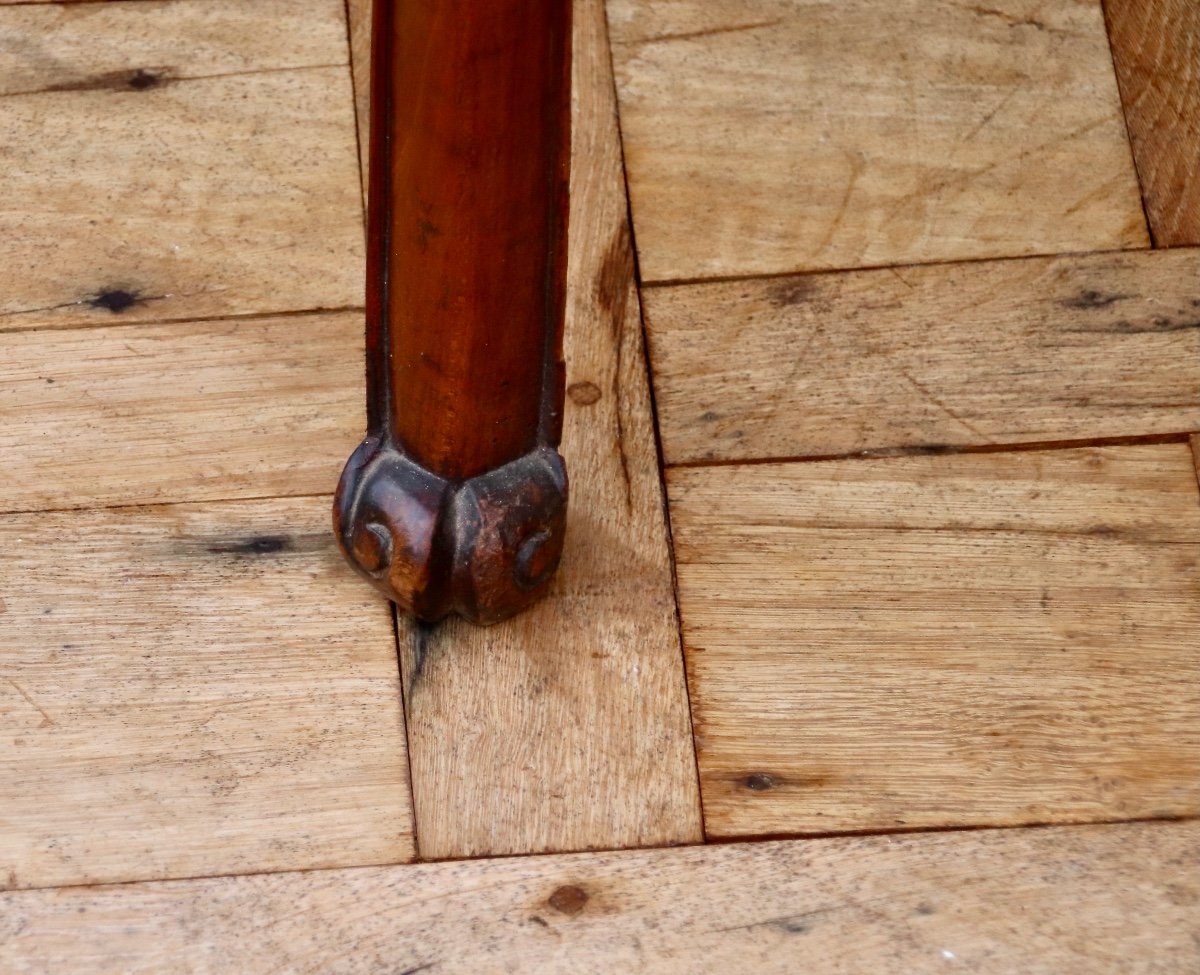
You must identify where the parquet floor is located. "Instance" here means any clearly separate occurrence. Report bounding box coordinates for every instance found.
[2,1,1197,971]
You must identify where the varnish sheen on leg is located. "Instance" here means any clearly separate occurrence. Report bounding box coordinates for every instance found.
[335,0,572,624]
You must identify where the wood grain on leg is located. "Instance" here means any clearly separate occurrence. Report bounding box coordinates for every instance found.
[644,249,1200,465]
[1105,0,1200,246]
[333,0,572,624]
[3,821,1198,973]
[394,0,702,858]
[0,497,413,890]
[669,445,1200,839]
[608,0,1147,282]
[0,0,363,330]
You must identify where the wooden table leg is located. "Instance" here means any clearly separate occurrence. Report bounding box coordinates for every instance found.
[334,0,572,624]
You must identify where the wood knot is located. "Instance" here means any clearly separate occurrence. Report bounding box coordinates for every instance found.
[567,381,602,406]
[769,277,818,306]
[742,772,777,792]
[548,885,589,915]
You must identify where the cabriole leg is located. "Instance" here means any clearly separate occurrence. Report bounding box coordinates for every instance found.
[334,0,572,624]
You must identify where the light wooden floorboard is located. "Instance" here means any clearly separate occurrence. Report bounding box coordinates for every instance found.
[669,445,1200,838]
[608,0,1147,282]
[0,0,363,330]
[346,0,371,191]
[4,820,1198,974]
[644,249,1200,465]
[0,0,702,866]
[2,10,1192,969]
[0,312,362,514]
[0,496,413,890]
[1106,0,1200,247]
[394,0,702,859]
[0,0,344,92]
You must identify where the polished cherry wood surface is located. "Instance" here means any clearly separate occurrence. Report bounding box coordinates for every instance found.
[376,0,572,479]
[335,0,573,623]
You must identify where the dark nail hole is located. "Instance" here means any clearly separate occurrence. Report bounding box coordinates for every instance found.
[127,69,160,90]
[742,772,776,792]
[88,289,139,314]
[1061,289,1129,310]
[207,535,292,556]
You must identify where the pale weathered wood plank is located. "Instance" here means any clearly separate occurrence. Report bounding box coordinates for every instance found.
[347,0,371,190]
[0,0,346,95]
[0,0,363,330]
[395,0,702,858]
[0,496,413,890]
[4,821,1198,973]
[0,312,362,514]
[668,445,1200,838]
[608,0,1148,282]
[1105,0,1200,247]
[644,249,1200,465]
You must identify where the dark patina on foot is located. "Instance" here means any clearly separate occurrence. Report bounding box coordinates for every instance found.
[334,439,568,625]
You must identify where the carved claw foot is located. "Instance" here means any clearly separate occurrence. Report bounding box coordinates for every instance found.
[334,438,568,625]
[334,0,572,624]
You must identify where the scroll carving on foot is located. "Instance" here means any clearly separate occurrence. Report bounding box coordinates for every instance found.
[335,440,567,624]
[333,0,573,625]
